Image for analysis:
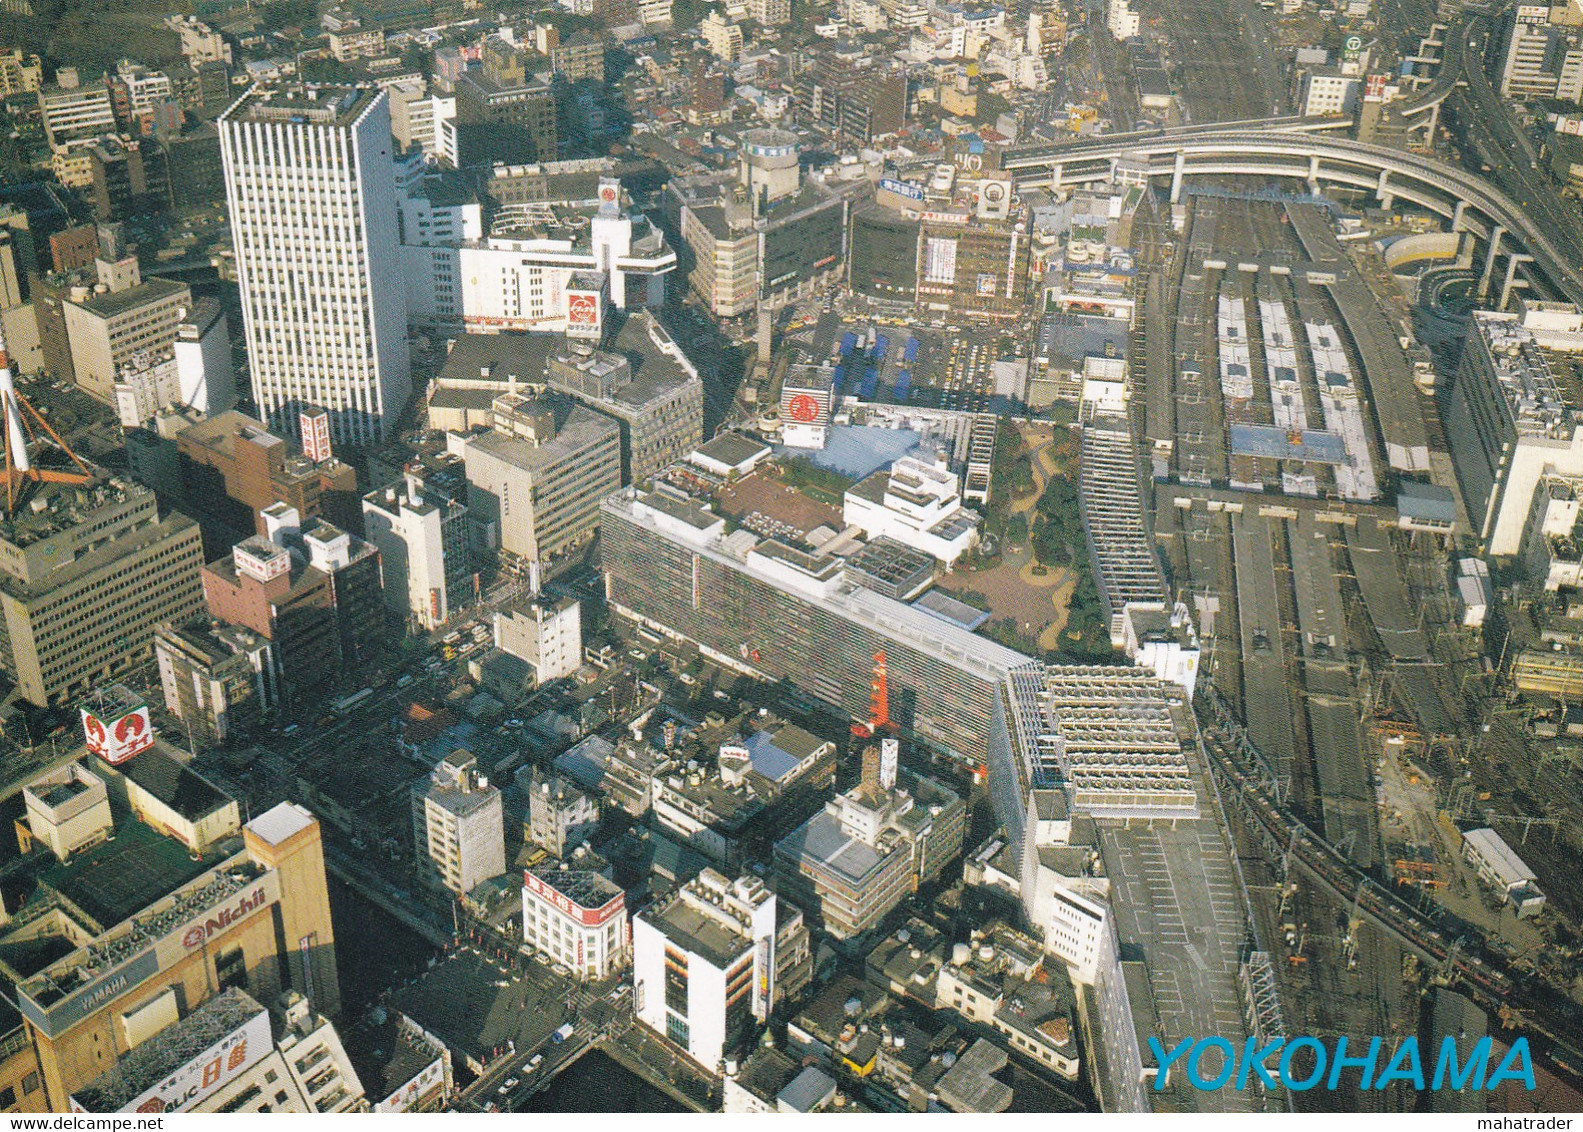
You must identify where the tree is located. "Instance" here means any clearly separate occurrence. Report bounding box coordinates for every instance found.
[260,0,317,33]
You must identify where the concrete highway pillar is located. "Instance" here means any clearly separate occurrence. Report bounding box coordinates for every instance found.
[1500,253,1533,310]
[1425,101,1440,139]
[1376,169,1393,211]
[1307,153,1321,194]
[1170,152,1186,204]
[1051,162,1063,191]
[1477,224,1506,299]
[1451,199,1469,232]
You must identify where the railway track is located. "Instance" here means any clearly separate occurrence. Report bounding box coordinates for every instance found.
[1198,689,1583,1079]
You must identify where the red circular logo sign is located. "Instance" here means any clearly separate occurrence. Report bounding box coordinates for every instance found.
[84,715,106,749]
[115,712,146,743]
[600,185,618,203]
[182,926,205,948]
[568,294,598,326]
[787,394,821,423]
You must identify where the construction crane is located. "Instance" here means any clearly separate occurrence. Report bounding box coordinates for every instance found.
[0,326,92,511]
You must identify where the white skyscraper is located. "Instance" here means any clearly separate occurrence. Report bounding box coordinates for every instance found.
[219,85,411,446]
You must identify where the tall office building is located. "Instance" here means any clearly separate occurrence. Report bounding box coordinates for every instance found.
[462,392,621,567]
[631,869,783,1072]
[411,750,505,896]
[0,475,206,705]
[219,86,410,447]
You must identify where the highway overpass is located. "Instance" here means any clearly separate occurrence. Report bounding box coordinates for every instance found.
[1002,128,1583,307]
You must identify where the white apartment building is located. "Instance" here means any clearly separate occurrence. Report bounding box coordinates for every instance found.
[521,866,630,980]
[166,15,233,64]
[495,594,583,683]
[1501,4,1583,99]
[632,869,778,1072]
[174,298,237,417]
[749,0,791,24]
[389,81,438,155]
[1015,791,1109,986]
[219,86,411,446]
[62,275,192,404]
[1300,69,1361,116]
[411,750,505,896]
[38,80,115,148]
[843,454,981,566]
[23,762,112,861]
[114,61,174,117]
[363,472,466,631]
[1105,0,1139,40]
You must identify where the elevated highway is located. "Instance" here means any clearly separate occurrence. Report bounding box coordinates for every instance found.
[1003,128,1583,306]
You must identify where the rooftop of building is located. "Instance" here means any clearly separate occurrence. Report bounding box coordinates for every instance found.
[66,274,187,320]
[98,741,233,824]
[653,755,765,828]
[223,82,384,127]
[466,396,618,469]
[694,431,771,469]
[175,408,282,456]
[777,809,891,886]
[607,482,1035,681]
[0,472,139,550]
[203,544,329,603]
[641,871,769,968]
[32,809,237,933]
[72,987,266,1111]
[457,65,553,97]
[603,310,701,406]
[392,950,547,1065]
[527,863,623,910]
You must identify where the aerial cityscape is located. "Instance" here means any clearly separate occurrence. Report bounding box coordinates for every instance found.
[0,0,1579,1117]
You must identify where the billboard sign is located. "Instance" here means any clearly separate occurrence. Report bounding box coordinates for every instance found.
[566,290,601,339]
[82,702,154,765]
[300,408,332,464]
[377,1057,447,1114]
[71,1009,272,1113]
[178,885,272,952]
[879,178,926,203]
[752,932,775,1020]
[19,948,160,1039]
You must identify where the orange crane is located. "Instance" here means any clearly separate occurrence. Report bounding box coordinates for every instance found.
[0,328,92,511]
[850,650,890,740]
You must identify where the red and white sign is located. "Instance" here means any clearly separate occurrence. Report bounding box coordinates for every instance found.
[566,290,601,339]
[377,1057,447,1114]
[786,394,822,423]
[300,408,332,464]
[180,886,270,950]
[72,1010,271,1113]
[82,704,154,765]
[522,871,623,928]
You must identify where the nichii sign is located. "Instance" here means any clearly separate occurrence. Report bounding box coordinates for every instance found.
[1149,1035,1536,1092]
[181,887,270,950]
